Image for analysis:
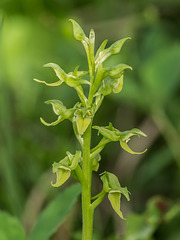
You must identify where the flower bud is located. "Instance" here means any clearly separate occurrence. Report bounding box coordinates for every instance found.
[69,19,88,42]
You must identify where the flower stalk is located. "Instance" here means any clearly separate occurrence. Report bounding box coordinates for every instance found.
[34,19,147,240]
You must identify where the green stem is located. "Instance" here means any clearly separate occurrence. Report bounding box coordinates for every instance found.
[90,190,106,211]
[81,123,93,240]
[90,137,110,159]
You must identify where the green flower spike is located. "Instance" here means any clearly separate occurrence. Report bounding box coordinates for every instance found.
[51,151,81,187]
[93,123,147,154]
[40,100,75,126]
[100,171,130,219]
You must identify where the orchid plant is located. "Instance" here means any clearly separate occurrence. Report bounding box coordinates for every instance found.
[34,19,147,240]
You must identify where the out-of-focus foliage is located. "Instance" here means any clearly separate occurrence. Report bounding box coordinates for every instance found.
[123,196,180,240]
[0,210,25,240]
[0,0,180,239]
[28,183,81,240]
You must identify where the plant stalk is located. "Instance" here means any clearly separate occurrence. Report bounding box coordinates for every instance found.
[81,123,93,240]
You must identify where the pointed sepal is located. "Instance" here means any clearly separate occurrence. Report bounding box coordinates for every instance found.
[69,19,88,43]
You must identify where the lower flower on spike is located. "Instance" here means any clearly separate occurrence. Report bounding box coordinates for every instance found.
[51,151,81,187]
[100,171,130,219]
[93,123,147,154]
[51,166,71,187]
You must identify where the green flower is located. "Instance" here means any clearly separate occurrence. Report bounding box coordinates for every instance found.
[34,63,90,88]
[100,171,130,219]
[93,123,147,154]
[51,151,81,187]
[40,100,76,126]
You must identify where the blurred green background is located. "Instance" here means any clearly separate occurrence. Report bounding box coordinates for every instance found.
[0,0,180,239]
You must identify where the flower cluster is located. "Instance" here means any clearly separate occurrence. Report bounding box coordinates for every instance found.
[34,19,147,220]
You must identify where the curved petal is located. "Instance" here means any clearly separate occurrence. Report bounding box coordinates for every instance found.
[33,78,63,86]
[120,140,147,154]
[40,115,64,126]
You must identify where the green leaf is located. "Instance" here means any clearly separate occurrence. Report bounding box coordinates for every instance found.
[69,19,88,42]
[108,192,124,219]
[28,184,81,240]
[0,211,25,240]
